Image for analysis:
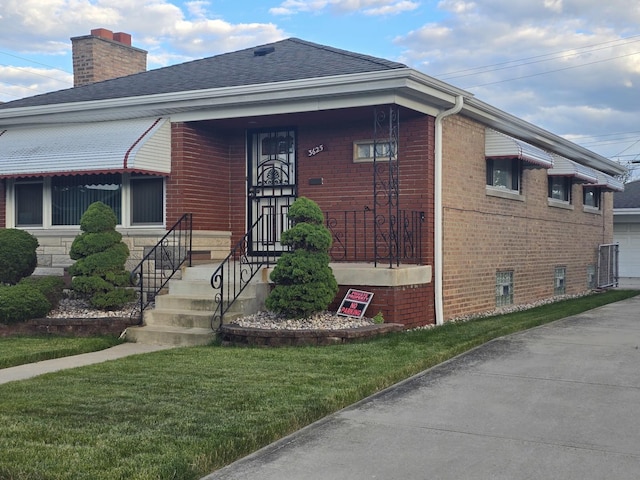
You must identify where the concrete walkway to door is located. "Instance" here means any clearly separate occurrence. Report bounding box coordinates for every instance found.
[204,294,640,480]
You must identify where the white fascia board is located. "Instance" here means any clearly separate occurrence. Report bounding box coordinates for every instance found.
[0,69,470,128]
[614,208,640,215]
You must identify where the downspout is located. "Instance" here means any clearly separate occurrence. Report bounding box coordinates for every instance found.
[434,95,464,325]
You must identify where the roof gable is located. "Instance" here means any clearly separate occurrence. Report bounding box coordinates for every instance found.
[0,38,407,109]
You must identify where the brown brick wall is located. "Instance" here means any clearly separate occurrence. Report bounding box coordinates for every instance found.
[72,36,146,86]
[440,114,613,320]
[329,283,434,328]
[168,123,234,230]
[296,114,435,266]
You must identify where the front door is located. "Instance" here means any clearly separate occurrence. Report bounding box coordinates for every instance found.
[248,128,297,255]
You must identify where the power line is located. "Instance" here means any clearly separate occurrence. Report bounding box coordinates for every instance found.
[463,49,640,88]
[435,34,640,80]
[0,50,71,74]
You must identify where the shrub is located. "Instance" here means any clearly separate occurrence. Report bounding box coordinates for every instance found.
[266,197,338,318]
[18,276,65,309]
[0,284,51,324]
[0,229,39,285]
[69,202,136,310]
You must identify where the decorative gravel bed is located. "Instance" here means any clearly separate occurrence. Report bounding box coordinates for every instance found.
[46,298,140,319]
[231,310,377,330]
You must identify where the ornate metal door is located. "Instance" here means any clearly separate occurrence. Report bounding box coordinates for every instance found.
[247,128,297,255]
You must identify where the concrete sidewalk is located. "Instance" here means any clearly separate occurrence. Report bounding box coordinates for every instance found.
[0,342,171,385]
[204,295,640,480]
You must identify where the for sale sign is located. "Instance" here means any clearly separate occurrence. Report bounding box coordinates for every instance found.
[337,289,374,319]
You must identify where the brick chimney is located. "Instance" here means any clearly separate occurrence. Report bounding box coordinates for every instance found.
[71,28,147,87]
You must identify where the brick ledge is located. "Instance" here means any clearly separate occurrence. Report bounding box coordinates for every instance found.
[219,323,404,347]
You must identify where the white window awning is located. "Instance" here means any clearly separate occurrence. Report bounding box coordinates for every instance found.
[485,129,554,168]
[592,171,624,192]
[0,117,171,178]
[548,155,598,183]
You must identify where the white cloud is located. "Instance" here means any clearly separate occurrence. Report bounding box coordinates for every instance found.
[0,65,72,100]
[270,0,418,16]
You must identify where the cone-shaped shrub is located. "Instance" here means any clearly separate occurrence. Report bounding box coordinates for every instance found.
[265,197,338,317]
[68,202,136,310]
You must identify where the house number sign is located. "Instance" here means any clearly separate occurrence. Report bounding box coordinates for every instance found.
[307,144,325,157]
[337,288,374,319]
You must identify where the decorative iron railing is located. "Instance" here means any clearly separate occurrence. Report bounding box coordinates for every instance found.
[597,243,619,288]
[129,213,193,323]
[325,208,425,264]
[210,214,280,328]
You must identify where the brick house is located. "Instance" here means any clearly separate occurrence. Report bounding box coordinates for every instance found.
[0,30,625,329]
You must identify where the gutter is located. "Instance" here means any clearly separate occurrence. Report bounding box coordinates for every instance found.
[434,95,464,326]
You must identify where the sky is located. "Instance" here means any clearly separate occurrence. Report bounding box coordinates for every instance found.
[1,0,639,178]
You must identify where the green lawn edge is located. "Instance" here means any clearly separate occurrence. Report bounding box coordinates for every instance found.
[0,289,637,480]
[0,335,123,369]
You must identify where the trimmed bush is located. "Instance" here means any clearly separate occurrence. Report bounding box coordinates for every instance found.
[0,229,39,285]
[0,284,51,324]
[69,202,136,310]
[266,197,338,318]
[18,276,65,309]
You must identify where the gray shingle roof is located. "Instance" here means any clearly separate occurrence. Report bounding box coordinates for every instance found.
[0,38,407,110]
[614,179,640,208]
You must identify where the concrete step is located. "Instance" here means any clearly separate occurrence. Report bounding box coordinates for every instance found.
[154,295,217,311]
[124,325,215,347]
[143,309,214,329]
[125,262,270,346]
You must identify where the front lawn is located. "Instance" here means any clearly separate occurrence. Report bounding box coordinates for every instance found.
[0,290,637,480]
[0,336,123,369]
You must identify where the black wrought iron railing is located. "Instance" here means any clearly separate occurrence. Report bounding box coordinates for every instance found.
[210,214,280,328]
[129,213,193,323]
[325,208,425,265]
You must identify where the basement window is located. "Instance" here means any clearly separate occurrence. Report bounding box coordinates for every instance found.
[496,271,514,307]
[587,265,596,289]
[554,266,566,295]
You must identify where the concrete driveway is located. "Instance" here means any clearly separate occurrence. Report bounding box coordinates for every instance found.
[204,294,640,480]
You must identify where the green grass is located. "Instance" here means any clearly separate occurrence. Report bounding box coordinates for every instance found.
[0,336,123,369]
[0,289,637,480]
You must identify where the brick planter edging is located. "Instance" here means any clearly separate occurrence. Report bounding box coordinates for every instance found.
[0,317,137,337]
[219,323,405,347]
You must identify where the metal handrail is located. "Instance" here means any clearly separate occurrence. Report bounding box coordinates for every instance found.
[210,214,281,329]
[129,213,193,324]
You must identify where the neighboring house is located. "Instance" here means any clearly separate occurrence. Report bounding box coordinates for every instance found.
[0,29,626,327]
[614,179,640,288]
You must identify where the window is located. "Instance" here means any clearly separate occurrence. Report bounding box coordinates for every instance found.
[548,176,571,203]
[487,159,520,191]
[131,176,164,224]
[52,174,121,226]
[496,271,514,307]
[554,267,566,295]
[12,173,164,228]
[353,140,396,163]
[15,181,43,227]
[583,186,601,209]
[587,265,596,289]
